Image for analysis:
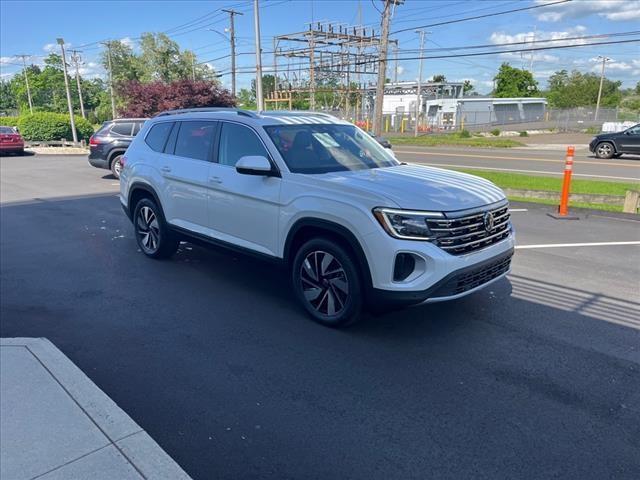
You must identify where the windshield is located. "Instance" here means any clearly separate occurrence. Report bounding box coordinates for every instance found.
[264,124,399,174]
[0,126,16,134]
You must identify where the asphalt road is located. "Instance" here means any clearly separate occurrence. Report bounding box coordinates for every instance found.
[2,154,640,480]
[394,146,640,182]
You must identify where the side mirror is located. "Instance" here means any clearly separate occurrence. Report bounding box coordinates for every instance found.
[235,155,276,176]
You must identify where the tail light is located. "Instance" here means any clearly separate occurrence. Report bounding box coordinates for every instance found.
[89,135,103,146]
[120,156,127,168]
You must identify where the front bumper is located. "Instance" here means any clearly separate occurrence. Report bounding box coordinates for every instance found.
[371,247,513,306]
[362,221,516,306]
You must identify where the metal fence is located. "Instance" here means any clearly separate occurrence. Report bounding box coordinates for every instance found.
[338,107,638,135]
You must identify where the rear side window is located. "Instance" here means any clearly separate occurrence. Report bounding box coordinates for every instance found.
[145,122,174,152]
[218,122,269,167]
[95,122,113,136]
[110,122,134,136]
[174,121,217,161]
[132,122,144,136]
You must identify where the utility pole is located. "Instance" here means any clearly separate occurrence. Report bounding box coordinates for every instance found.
[57,38,78,144]
[102,41,117,119]
[253,0,264,110]
[528,25,537,73]
[70,50,86,119]
[394,43,399,84]
[309,27,315,110]
[594,55,611,122]
[372,0,402,136]
[222,9,243,97]
[16,55,33,114]
[414,30,428,137]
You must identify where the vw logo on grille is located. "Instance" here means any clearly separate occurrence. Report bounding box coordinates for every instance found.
[483,212,495,232]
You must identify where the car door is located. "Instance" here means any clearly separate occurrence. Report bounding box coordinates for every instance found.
[159,120,217,235]
[620,125,640,155]
[206,121,282,257]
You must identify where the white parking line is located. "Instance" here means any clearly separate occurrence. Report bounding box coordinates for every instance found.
[516,241,640,250]
[509,208,528,212]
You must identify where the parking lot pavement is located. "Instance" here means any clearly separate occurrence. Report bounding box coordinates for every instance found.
[393,146,640,182]
[1,155,639,479]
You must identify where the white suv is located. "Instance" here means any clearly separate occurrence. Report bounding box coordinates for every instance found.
[120,108,515,327]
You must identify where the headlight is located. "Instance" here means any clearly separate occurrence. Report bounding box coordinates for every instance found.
[373,207,443,241]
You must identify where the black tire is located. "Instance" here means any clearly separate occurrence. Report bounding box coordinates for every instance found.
[595,142,614,159]
[110,154,123,179]
[133,198,178,259]
[291,237,362,327]
[613,153,622,158]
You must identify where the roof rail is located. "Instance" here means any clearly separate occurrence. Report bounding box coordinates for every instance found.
[154,107,257,118]
[258,110,336,118]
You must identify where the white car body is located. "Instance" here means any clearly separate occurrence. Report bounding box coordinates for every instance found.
[120,109,514,317]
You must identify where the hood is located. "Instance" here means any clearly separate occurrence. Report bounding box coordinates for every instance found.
[320,164,506,211]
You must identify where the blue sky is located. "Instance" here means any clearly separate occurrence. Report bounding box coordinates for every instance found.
[1,0,639,93]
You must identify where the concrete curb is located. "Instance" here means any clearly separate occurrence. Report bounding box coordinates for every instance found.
[1,338,192,479]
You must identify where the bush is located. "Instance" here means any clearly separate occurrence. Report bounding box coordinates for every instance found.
[0,116,20,128]
[459,129,471,138]
[117,79,236,117]
[519,131,529,137]
[17,113,95,141]
[490,128,501,136]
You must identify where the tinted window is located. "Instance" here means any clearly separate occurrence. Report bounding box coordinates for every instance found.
[218,122,269,167]
[0,126,16,134]
[627,125,640,135]
[264,124,398,174]
[110,122,134,136]
[145,122,174,152]
[174,121,216,161]
[132,122,144,136]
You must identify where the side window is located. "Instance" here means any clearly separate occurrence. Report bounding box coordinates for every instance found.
[132,122,143,136]
[110,122,134,136]
[174,121,217,161]
[218,122,269,167]
[628,126,640,135]
[145,122,174,152]
[163,122,179,154]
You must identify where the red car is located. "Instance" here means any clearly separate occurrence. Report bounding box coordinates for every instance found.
[0,126,25,155]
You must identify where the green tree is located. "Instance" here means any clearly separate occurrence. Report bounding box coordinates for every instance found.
[635,81,640,95]
[101,40,143,84]
[463,80,474,95]
[0,80,17,113]
[545,69,621,107]
[493,63,538,97]
[432,74,446,83]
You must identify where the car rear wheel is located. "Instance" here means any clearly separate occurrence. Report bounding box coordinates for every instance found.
[292,238,362,327]
[111,154,123,179]
[595,142,614,159]
[133,198,178,259]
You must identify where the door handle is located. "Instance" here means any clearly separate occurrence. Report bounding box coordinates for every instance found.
[208,176,223,184]
[161,166,171,173]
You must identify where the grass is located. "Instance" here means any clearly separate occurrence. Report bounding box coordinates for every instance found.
[387,133,524,148]
[448,169,640,213]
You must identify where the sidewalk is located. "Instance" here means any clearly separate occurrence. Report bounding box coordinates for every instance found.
[0,338,192,480]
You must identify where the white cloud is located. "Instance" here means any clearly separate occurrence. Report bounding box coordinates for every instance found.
[534,0,640,22]
[120,37,135,48]
[43,43,57,53]
[490,26,594,65]
[0,57,13,65]
[396,65,405,76]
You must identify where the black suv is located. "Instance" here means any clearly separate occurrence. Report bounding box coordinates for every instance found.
[589,123,640,159]
[88,118,146,178]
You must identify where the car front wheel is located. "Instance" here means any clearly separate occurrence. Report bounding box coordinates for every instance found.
[292,238,362,327]
[133,198,178,259]
[595,142,614,159]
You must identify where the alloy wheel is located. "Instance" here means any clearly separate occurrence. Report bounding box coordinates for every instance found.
[597,143,612,157]
[299,250,349,316]
[113,158,122,177]
[137,206,160,253]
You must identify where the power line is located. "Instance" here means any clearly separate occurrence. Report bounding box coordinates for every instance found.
[392,0,572,34]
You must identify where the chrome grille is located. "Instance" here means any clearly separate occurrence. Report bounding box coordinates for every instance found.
[427,204,511,255]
